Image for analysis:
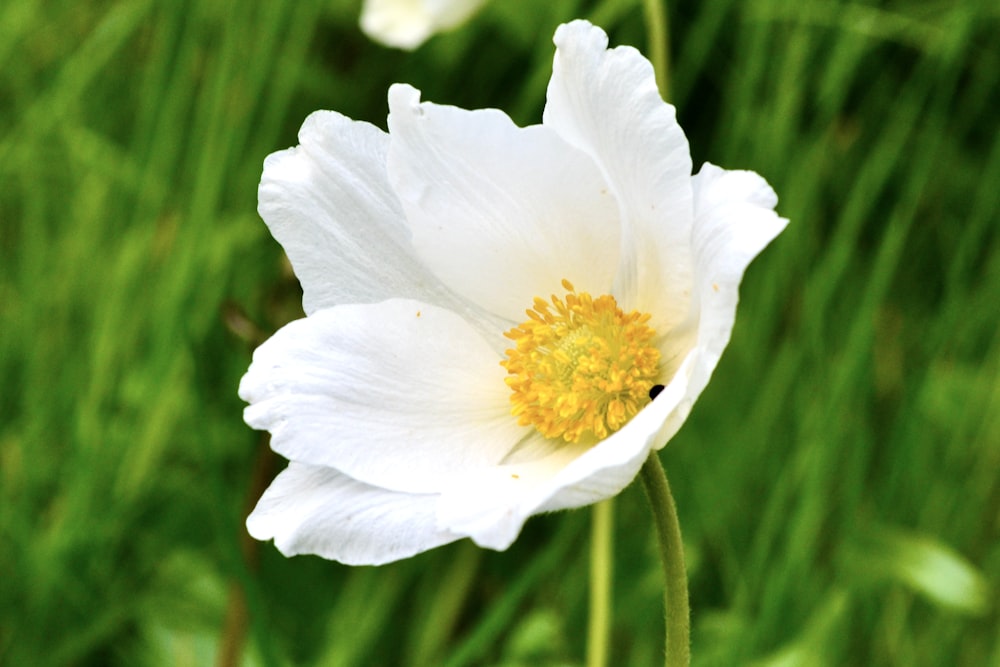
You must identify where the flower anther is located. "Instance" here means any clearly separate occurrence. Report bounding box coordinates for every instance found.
[502,279,661,443]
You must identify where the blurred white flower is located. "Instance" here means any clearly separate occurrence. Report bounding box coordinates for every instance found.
[360,0,488,50]
[241,20,787,565]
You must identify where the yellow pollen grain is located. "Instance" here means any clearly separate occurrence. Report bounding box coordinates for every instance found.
[500,281,661,443]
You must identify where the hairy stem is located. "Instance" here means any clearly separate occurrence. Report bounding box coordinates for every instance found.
[640,452,690,667]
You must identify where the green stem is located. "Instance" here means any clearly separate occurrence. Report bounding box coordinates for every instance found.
[587,499,614,667]
[640,452,690,667]
[642,0,671,99]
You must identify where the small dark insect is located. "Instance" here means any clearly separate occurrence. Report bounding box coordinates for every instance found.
[648,384,665,400]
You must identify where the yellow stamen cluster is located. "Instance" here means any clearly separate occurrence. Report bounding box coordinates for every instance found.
[501,279,661,443]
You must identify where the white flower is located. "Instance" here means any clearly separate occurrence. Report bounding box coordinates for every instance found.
[242,20,788,565]
[360,0,488,50]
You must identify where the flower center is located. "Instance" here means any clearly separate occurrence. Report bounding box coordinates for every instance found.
[501,279,661,443]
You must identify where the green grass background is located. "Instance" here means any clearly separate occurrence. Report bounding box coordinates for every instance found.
[2,0,998,665]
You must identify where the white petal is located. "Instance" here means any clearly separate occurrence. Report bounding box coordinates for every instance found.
[436,369,693,549]
[247,462,459,565]
[532,379,687,512]
[360,0,488,50]
[437,437,588,550]
[240,299,525,494]
[686,163,788,397]
[386,83,621,323]
[259,110,505,341]
[544,20,695,334]
[436,338,720,550]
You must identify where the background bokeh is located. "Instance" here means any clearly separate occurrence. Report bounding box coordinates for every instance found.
[2,0,998,665]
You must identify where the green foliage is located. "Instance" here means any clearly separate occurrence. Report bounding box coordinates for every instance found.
[1,0,997,665]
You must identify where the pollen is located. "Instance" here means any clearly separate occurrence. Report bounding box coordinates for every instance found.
[500,279,661,443]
